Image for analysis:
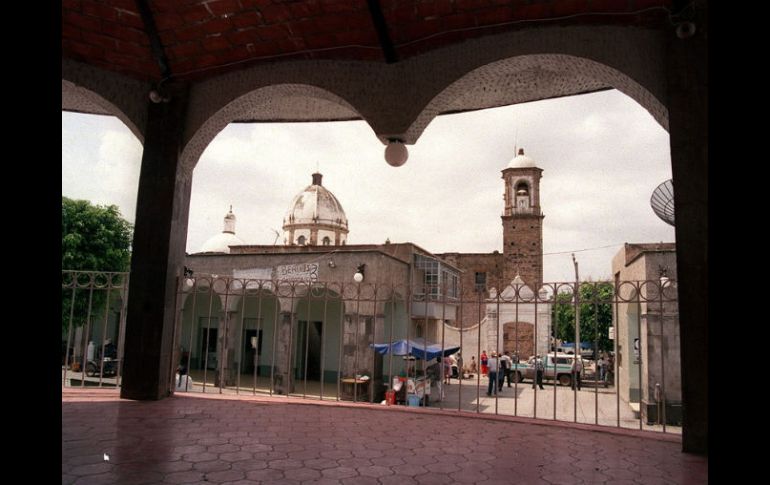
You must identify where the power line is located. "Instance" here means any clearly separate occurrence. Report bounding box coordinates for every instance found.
[543,244,623,257]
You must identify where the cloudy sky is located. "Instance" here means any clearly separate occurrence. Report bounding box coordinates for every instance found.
[62,89,675,282]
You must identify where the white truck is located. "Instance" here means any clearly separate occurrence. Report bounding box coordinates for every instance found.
[509,353,583,387]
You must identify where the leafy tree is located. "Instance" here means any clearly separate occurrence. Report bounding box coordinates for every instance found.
[552,281,614,353]
[62,197,133,332]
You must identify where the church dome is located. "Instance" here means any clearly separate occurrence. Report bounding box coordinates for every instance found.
[201,232,244,253]
[283,173,349,246]
[506,148,537,168]
[200,206,244,253]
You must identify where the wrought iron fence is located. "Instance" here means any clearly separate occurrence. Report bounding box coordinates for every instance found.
[171,273,681,434]
[61,271,129,389]
[60,270,680,434]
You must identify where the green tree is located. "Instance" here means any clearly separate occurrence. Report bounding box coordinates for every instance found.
[552,281,614,353]
[62,197,133,331]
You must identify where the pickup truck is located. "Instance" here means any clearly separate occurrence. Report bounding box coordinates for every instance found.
[509,353,583,387]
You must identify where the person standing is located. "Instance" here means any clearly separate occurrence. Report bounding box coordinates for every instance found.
[480,350,489,376]
[501,351,514,387]
[443,355,453,385]
[456,353,464,380]
[571,357,583,390]
[486,352,500,396]
[597,356,606,383]
[469,356,478,374]
[532,355,545,390]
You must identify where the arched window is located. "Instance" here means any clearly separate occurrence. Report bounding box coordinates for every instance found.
[322,236,331,246]
[297,235,306,245]
[515,181,530,210]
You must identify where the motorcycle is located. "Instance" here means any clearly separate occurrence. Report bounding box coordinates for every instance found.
[85,357,118,377]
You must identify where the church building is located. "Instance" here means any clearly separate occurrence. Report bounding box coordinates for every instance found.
[181,148,549,396]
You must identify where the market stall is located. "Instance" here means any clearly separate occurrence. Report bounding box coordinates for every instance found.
[371,339,460,406]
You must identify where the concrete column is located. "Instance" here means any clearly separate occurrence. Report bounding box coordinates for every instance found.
[272,311,295,394]
[665,5,708,454]
[120,83,191,400]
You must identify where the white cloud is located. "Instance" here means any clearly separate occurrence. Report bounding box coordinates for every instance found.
[61,113,142,222]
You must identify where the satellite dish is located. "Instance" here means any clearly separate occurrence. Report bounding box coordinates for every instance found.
[650,179,675,226]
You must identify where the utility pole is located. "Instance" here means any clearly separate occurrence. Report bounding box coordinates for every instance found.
[572,254,580,356]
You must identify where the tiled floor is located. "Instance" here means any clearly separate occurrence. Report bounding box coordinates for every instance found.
[62,389,707,484]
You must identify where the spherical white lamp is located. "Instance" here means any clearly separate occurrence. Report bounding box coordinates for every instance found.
[353,263,366,283]
[384,140,408,167]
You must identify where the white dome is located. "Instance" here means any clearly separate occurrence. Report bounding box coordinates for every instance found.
[506,148,536,168]
[201,232,244,254]
[283,173,349,245]
[200,206,244,253]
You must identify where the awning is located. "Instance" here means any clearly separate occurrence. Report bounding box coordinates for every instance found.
[371,339,460,361]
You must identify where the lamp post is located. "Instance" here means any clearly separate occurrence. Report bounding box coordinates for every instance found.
[572,254,580,358]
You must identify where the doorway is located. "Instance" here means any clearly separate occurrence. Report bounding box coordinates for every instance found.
[242,329,263,375]
[200,327,218,370]
[295,321,323,381]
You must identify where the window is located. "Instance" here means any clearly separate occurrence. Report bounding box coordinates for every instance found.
[414,254,460,300]
[475,272,487,293]
[322,236,331,245]
[297,235,306,245]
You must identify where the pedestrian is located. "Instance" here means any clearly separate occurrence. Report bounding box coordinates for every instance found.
[486,351,500,396]
[455,353,464,380]
[469,356,477,374]
[571,357,583,390]
[532,355,545,390]
[501,351,514,387]
[443,355,453,385]
[597,356,606,382]
[532,354,545,390]
[481,350,489,376]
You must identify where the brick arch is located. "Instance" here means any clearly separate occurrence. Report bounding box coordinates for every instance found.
[406,52,667,144]
[503,321,535,359]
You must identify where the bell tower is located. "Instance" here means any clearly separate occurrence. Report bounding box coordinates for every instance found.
[501,148,544,288]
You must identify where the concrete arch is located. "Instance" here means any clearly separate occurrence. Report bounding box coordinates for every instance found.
[179,24,668,170]
[181,80,367,175]
[62,59,148,143]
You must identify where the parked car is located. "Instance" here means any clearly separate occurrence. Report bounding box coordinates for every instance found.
[509,353,583,387]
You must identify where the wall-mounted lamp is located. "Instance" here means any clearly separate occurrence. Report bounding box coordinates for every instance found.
[384,139,408,167]
[328,260,336,268]
[658,266,671,288]
[183,266,194,290]
[353,263,366,283]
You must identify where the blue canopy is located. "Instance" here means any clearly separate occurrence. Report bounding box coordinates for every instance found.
[371,339,461,361]
[560,341,593,349]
